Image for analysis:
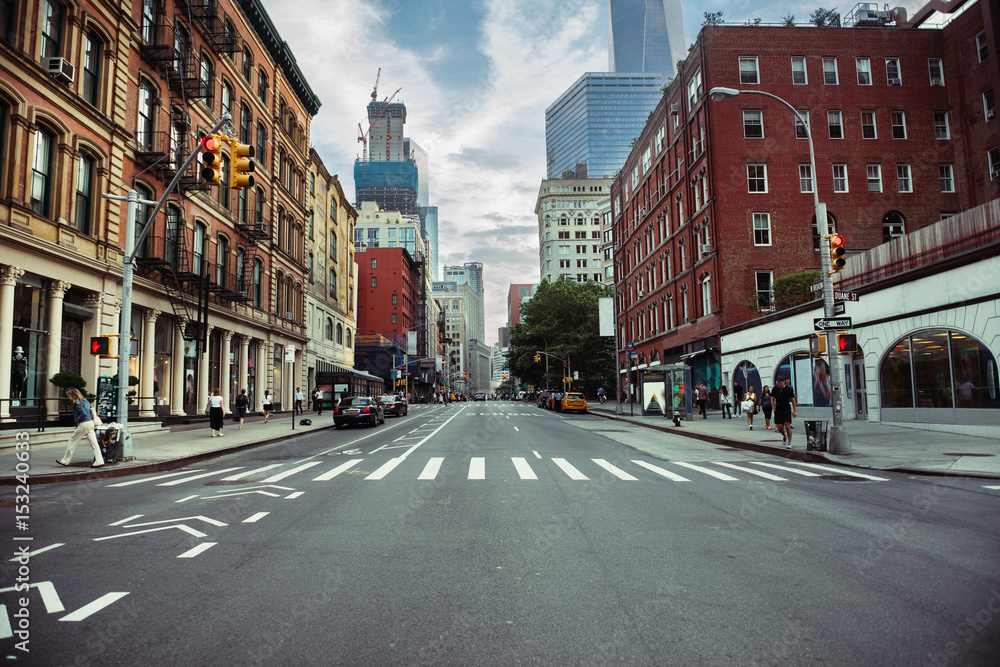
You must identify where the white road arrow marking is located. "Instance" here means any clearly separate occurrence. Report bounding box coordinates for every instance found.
[157,467,245,486]
[0,581,64,613]
[94,524,208,541]
[177,543,217,559]
[7,543,64,561]
[59,592,130,621]
[119,516,227,528]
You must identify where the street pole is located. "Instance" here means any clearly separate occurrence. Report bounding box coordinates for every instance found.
[709,88,850,454]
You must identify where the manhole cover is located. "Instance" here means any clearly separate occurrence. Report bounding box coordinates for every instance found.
[203,479,252,486]
[942,453,995,457]
[820,475,866,482]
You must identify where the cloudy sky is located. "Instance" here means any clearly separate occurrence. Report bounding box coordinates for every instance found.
[265,0,928,346]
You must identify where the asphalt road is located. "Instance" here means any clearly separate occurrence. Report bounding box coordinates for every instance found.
[4,402,999,665]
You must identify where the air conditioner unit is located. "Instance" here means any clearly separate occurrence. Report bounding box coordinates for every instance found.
[988,109,996,120]
[888,78,901,86]
[637,290,644,298]
[683,317,690,323]
[930,78,943,86]
[285,311,293,320]
[669,103,679,116]
[991,167,1000,180]
[45,57,76,84]
[700,244,712,256]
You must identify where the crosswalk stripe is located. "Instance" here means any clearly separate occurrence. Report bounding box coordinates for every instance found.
[552,458,588,480]
[313,459,365,481]
[711,461,788,481]
[631,460,690,481]
[418,457,444,480]
[221,464,283,481]
[157,467,244,486]
[749,462,823,476]
[785,462,891,481]
[243,512,269,523]
[107,470,201,487]
[469,457,486,480]
[366,457,404,480]
[673,461,740,481]
[511,457,538,480]
[592,459,638,481]
[260,461,322,483]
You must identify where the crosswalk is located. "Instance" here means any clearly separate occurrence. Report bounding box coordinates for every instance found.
[107,456,890,488]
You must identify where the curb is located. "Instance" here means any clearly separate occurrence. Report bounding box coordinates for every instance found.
[0,423,337,486]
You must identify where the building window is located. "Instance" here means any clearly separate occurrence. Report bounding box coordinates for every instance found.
[687,68,702,109]
[371,258,377,269]
[743,110,763,138]
[882,211,905,240]
[827,110,843,139]
[755,271,773,310]
[82,32,101,106]
[237,187,248,223]
[41,0,63,58]
[254,186,265,224]
[256,123,266,163]
[30,128,54,217]
[681,287,689,322]
[988,147,1000,181]
[867,164,882,192]
[799,164,813,193]
[216,235,229,288]
[791,56,807,84]
[141,0,157,44]
[934,112,950,140]
[391,294,397,305]
[137,80,155,149]
[371,276,377,288]
[984,89,995,121]
[890,111,907,139]
[329,269,337,295]
[258,68,268,104]
[812,212,838,251]
[240,104,251,144]
[856,57,871,85]
[753,212,771,246]
[346,329,352,348]
[795,110,809,139]
[739,57,759,84]
[939,164,955,192]
[701,275,712,315]
[928,59,944,86]
[886,57,901,85]
[242,47,252,81]
[253,259,263,308]
[391,313,397,324]
[74,154,93,234]
[832,164,848,193]
[861,110,876,139]
[325,318,333,341]
[747,164,767,193]
[896,164,912,193]
[222,81,233,118]
[977,31,989,62]
[336,323,343,345]
[822,57,838,85]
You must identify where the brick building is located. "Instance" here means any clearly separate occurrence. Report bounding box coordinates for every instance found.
[610,0,999,404]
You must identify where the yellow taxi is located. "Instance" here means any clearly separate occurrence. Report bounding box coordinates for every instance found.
[558,392,587,413]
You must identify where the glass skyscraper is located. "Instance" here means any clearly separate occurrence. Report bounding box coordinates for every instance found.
[608,0,686,77]
[545,72,664,179]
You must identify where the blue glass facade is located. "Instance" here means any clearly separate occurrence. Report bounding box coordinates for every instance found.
[545,72,664,179]
[608,0,686,77]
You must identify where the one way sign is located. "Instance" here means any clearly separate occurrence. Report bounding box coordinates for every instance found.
[814,317,853,331]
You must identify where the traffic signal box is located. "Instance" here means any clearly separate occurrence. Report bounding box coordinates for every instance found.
[809,333,827,356]
[90,336,111,355]
[229,140,256,188]
[534,354,541,363]
[828,233,846,274]
[837,332,858,355]
[201,135,223,185]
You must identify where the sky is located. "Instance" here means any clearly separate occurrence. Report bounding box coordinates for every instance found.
[264,0,929,347]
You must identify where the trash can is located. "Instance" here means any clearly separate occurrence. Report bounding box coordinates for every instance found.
[804,420,828,452]
[96,422,123,464]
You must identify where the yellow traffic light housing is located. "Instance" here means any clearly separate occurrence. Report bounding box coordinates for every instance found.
[828,233,846,274]
[229,140,256,188]
[534,354,541,363]
[809,333,827,356]
[201,135,224,185]
[90,336,111,356]
[837,332,858,355]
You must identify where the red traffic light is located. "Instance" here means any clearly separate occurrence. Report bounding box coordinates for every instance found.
[201,135,220,151]
[838,333,857,354]
[90,336,110,355]
[829,234,845,249]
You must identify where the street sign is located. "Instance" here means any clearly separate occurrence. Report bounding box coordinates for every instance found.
[626,341,635,351]
[814,317,852,331]
[835,291,859,302]
[833,301,846,316]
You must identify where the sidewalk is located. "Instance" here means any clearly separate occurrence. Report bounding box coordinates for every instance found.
[588,403,1000,478]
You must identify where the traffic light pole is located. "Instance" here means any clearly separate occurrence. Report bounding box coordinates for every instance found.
[102,114,231,458]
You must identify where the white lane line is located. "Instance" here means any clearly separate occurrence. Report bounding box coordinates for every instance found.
[785,462,890,481]
[157,467,244,486]
[712,461,788,481]
[468,457,486,480]
[592,459,639,481]
[59,592,129,622]
[533,451,543,459]
[631,460,690,482]
[313,459,365,481]
[511,457,538,480]
[110,515,143,526]
[261,461,323,483]
[366,457,404,480]
[0,604,10,639]
[418,457,445,480]
[107,471,201,487]
[7,543,65,561]
[552,458,589,480]
[749,462,823,477]
[243,512,269,523]
[514,426,519,432]
[285,491,304,499]
[177,543,217,559]
[221,464,283,480]
[175,495,199,503]
[673,461,740,481]
[984,485,1000,490]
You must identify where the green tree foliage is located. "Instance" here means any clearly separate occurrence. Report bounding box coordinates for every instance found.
[507,279,616,395]
[774,270,822,310]
[810,8,841,27]
[782,13,796,26]
[702,11,724,26]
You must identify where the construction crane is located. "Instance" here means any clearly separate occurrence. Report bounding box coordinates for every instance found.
[357,84,402,161]
[371,67,381,101]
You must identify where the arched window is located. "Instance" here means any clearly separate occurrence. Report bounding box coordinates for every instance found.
[242,46,252,81]
[216,234,230,288]
[239,103,251,144]
[82,31,102,107]
[732,360,762,401]
[882,211,905,242]
[256,122,266,163]
[325,318,333,341]
[252,258,263,308]
[74,153,94,233]
[328,268,337,296]
[221,80,233,118]
[199,54,212,99]
[336,323,343,345]
[774,352,832,407]
[173,24,189,73]
[236,247,246,292]
[133,183,153,258]
[346,328,352,348]
[275,270,285,315]
[237,186,247,223]
[881,329,999,409]
[276,207,284,250]
[193,221,207,275]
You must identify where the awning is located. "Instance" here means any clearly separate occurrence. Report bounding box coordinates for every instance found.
[680,350,708,361]
[316,360,381,381]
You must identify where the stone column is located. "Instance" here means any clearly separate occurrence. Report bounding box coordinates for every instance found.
[239,335,250,396]
[220,330,233,407]
[256,339,267,411]
[45,280,72,408]
[171,318,187,415]
[198,325,214,413]
[140,309,159,417]
[0,266,25,420]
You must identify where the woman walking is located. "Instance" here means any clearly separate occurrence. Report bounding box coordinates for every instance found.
[262,390,273,423]
[760,385,774,430]
[56,388,104,467]
[719,385,732,418]
[208,388,226,437]
[743,386,758,430]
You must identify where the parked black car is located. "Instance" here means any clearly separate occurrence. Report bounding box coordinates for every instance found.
[333,396,385,428]
[379,395,408,416]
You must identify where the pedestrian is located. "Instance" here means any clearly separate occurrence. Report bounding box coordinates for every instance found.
[235,388,249,430]
[743,386,757,430]
[262,390,273,423]
[597,386,607,403]
[773,377,798,448]
[294,387,304,415]
[733,381,743,416]
[696,382,709,418]
[719,385,732,418]
[56,388,104,468]
[314,388,324,415]
[760,385,774,430]
[208,388,226,437]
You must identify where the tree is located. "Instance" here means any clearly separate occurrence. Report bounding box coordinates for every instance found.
[810,8,841,27]
[702,11,724,26]
[782,13,796,27]
[507,279,615,396]
[774,270,821,310]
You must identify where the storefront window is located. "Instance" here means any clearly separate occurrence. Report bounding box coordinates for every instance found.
[881,338,913,408]
[951,333,999,409]
[11,275,48,406]
[774,352,828,407]
[154,318,172,413]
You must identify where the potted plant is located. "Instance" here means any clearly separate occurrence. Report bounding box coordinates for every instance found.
[49,372,87,426]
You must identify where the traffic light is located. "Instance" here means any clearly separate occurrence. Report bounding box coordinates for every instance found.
[809,333,827,356]
[502,375,507,380]
[90,336,111,356]
[828,233,846,274]
[534,354,541,363]
[201,135,224,185]
[463,374,468,380]
[229,140,256,188]
[837,332,858,354]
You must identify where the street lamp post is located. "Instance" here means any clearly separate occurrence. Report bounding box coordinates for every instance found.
[708,87,851,455]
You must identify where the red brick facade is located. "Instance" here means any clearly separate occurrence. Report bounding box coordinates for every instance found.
[356,248,419,337]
